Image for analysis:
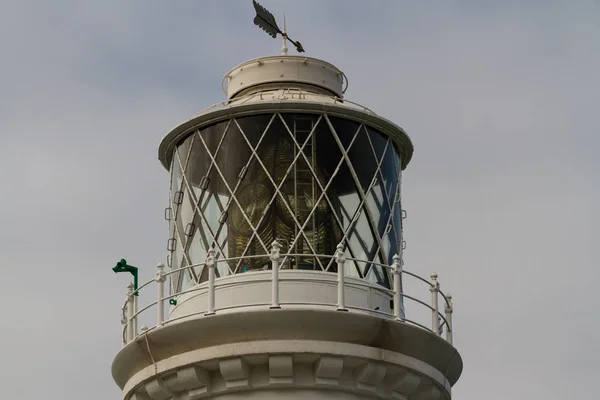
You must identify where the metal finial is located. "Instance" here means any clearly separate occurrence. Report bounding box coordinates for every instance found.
[281,13,288,55]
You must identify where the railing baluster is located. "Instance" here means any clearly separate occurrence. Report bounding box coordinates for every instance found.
[206,249,216,315]
[270,240,281,309]
[430,273,439,335]
[126,282,135,343]
[445,293,453,344]
[115,252,456,345]
[156,262,166,326]
[335,243,347,311]
[392,254,402,321]
[121,289,128,346]
[134,288,138,338]
[120,312,127,346]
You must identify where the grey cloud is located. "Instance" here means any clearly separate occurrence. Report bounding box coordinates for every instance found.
[0,0,597,398]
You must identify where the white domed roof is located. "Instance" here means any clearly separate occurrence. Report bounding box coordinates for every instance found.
[223,55,347,99]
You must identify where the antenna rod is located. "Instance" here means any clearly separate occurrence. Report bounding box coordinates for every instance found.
[281,13,288,55]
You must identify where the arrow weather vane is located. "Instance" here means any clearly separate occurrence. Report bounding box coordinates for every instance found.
[252,0,305,54]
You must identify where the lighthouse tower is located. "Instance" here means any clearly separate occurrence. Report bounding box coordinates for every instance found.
[111,6,462,400]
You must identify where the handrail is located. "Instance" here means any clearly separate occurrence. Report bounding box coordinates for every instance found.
[402,269,434,287]
[118,245,454,347]
[187,88,376,123]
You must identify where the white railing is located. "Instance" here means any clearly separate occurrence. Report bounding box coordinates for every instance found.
[184,87,377,122]
[120,241,454,347]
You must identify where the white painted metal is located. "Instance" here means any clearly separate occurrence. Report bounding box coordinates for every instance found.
[206,249,216,315]
[125,282,134,343]
[281,14,288,56]
[167,269,395,322]
[392,254,402,321]
[158,99,413,173]
[112,46,462,399]
[445,294,454,344]
[120,289,128,346]
[335,243,347,311]
[118,252,454,338]
[224,55,346,99]
[133,290,138,338]
[155,262,165,326]
[430,273,440,336]
[270,240,281,309]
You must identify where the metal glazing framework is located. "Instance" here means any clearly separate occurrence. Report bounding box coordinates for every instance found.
[165,112,406,292]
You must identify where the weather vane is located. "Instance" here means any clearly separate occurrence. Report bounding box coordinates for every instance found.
[252,0,305,54]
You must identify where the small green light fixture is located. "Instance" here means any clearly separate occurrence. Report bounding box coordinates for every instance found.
[112,259,139,296]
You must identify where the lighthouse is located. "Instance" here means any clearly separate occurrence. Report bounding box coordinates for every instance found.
[111,4,463,399]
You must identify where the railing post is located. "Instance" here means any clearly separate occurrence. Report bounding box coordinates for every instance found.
[392,254,403,321]
[133,288,138,338]
[445,294,453,344]
[206,249,216,315]
[430,273,439,335]
[156,262,166,327]
[270,240,281,309]
[126,282,135,343]
[121,289,129,346]
[121,310,127,346]
[335,243,347,311]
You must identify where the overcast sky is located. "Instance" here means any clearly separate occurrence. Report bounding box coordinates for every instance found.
[0,0,598,398]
